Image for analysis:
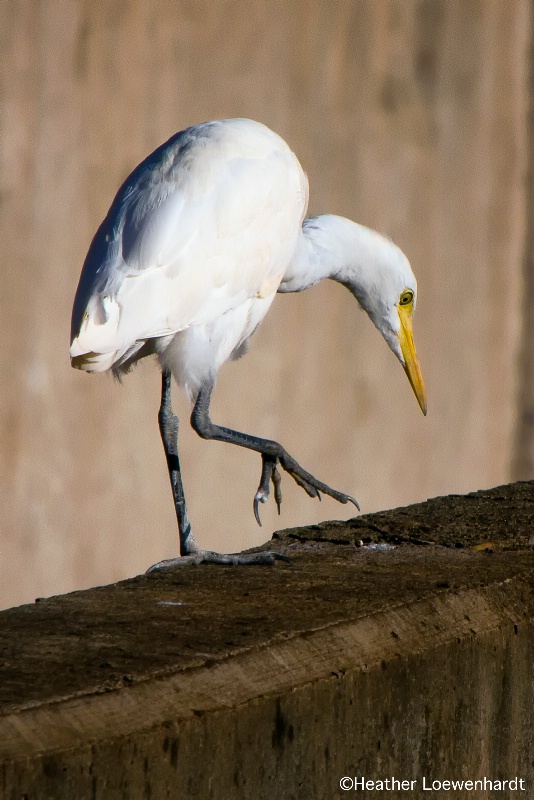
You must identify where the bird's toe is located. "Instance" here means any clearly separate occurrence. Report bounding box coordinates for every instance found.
[253,454,284,525]
[146,548,290,570]
[279,453,359,510]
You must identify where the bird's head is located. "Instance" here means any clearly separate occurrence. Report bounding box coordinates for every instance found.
[333,220,427,415]
[373,279,427,416]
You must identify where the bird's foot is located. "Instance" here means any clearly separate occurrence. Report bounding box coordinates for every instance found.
[280,451,360,509]
[145,548,290,573]
[254,454,282,525]
[253,450,359,524]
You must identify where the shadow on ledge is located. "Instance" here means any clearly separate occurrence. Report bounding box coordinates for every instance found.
[1,481,533,799]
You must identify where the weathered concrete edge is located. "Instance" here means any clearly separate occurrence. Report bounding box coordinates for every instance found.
[1,573,529,762]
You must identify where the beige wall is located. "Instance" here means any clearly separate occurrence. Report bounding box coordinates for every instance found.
[0,0,529,609]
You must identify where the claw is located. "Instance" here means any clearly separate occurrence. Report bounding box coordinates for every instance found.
[347,494,360,511]
[272,552,292,565]
[253,491,267,526]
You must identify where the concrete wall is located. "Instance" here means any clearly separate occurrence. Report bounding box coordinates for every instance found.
[1,483,533,799]
[0,1,529,608]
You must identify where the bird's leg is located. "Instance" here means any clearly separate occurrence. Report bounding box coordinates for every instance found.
[155,370,196,557]
[191,383,359,525]
[146,371,288,572]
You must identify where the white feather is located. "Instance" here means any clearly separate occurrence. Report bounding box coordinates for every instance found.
[71,119,307,393]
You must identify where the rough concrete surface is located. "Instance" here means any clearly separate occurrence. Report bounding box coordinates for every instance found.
[1,482,533,799]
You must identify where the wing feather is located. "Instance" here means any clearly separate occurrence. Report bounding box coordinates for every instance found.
[70,119,307,370]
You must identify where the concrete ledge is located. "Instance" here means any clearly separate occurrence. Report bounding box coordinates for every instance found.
[1,482,533,799]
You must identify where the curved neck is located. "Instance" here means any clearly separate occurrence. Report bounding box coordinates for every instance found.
[280,215,389,298]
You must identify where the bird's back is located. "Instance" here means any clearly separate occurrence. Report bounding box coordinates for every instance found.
[70,119,308,373]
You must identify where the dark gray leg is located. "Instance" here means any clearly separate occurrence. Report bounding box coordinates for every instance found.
[157,370,194,556]
[191,382,359,525]
[147,371,288,572]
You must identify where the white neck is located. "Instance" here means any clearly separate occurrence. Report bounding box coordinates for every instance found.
[280,214,413,321]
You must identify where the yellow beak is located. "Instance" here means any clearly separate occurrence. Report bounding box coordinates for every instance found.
[397,304,427,415]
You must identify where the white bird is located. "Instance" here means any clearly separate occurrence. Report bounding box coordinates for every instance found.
[70,118,426,569]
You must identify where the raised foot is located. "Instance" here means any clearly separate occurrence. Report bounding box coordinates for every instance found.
[145,549,291,573]
[253,451,360,525]
[254,454,282,525]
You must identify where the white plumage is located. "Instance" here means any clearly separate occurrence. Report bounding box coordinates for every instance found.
[71,118,426,568]
[71,118,308,400]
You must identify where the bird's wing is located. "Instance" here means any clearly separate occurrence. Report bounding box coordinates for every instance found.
[71,121,307,369]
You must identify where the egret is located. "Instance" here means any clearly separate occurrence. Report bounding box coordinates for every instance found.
[70,118,426,568]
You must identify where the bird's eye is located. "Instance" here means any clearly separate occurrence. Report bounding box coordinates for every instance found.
[399,290,413,306]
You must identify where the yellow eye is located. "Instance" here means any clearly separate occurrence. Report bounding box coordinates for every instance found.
[399,290,413,306]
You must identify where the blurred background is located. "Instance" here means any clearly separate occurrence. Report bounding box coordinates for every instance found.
[1,1,531,610]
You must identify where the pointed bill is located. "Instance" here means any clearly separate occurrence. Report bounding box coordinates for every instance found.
[398,305,427,415]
